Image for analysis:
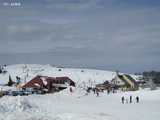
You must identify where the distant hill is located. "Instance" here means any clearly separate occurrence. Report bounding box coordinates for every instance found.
[0,64,139,87]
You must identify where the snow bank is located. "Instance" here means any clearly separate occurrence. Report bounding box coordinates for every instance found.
[0,96,37,113]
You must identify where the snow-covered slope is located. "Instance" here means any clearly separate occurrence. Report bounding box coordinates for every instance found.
[0,88,160,120]
[0,64,116,86]
[0,64,159,120]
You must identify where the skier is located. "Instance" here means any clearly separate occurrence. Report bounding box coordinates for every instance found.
[96,91,99,97]
[107,89,110,95]
[96,88,99,97]
[121,96,125,104]
[130,95,132,103]
[93,88,96,94]
[112,88,115,93]
[136,96,139,103]
[70,87,73,93]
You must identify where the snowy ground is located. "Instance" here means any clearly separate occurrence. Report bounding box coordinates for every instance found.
[0,88,160,120]
[0,64,159,120]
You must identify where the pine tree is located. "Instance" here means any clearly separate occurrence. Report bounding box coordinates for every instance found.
[8,75,14,86]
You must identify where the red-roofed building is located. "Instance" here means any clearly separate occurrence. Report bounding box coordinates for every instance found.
[22,75,75,93]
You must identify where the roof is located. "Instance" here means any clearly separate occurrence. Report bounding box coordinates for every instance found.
[124,74,138,87]
[23,75,75,89]
[118,75,130,87]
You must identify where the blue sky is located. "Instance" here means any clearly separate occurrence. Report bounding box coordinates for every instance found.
[0,0,160,73]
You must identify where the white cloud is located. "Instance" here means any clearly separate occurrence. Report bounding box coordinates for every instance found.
[0,0,160,72]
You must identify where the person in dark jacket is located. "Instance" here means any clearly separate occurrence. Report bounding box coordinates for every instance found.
[136,96,139,103]
[96,88,99,97]
[121,96,125,104]
[130,95,132,103]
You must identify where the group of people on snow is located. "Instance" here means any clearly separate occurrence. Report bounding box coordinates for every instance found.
[121,96,139,104]
[85,86,117,97]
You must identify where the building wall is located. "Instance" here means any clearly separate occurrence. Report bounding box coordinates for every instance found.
[111,75,125,86]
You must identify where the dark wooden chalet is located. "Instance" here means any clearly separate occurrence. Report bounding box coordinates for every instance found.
[96,80,112,91]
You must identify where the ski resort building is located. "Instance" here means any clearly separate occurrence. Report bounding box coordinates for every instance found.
[22,75,75,93]
[111,72,139,91]
[95,80,112,91]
